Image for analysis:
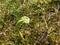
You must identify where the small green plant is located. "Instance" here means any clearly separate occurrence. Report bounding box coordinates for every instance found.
[16,16,30,41]
[17,16,30,25]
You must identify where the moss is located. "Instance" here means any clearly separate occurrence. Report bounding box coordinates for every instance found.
[0,0,60,45]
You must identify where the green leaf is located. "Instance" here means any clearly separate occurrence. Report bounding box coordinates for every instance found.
[19,31,24,40]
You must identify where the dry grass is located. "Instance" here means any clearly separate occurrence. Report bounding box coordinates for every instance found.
[0,0,60,45]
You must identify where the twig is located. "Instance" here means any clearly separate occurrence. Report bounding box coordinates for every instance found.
[39,15,49,43]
